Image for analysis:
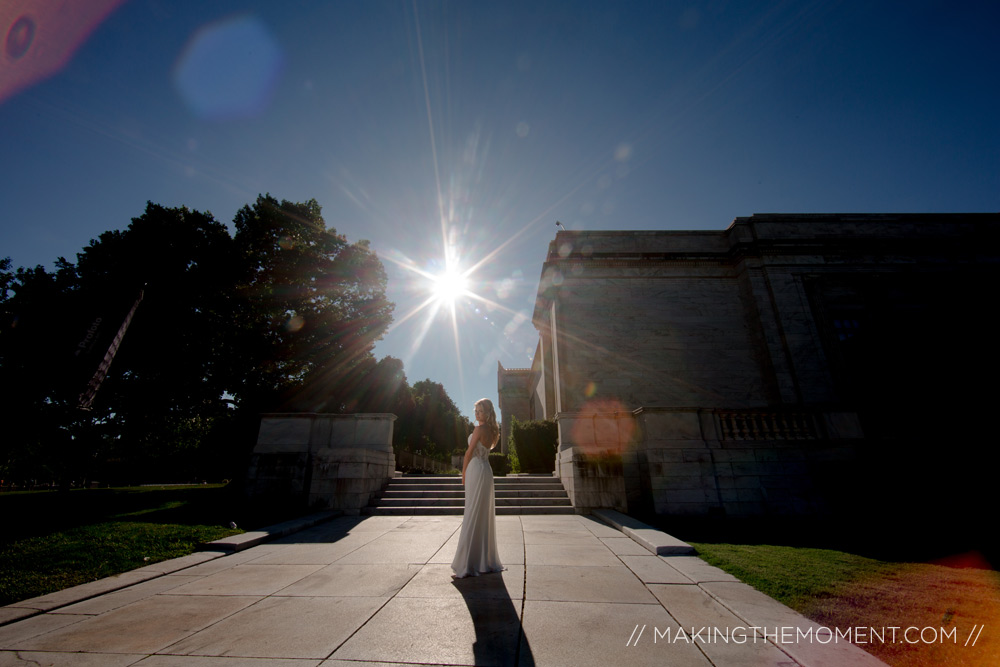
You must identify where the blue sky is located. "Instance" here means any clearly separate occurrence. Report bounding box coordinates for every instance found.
[2,0,998,421]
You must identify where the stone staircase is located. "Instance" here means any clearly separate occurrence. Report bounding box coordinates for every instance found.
[362,474,575,515]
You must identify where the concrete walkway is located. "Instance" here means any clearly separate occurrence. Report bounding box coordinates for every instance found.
[0,512,885,666]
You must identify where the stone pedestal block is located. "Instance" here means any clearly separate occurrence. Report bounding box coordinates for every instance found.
[556,410,636,513]
[557,447,628,513]
[246,413,396,514]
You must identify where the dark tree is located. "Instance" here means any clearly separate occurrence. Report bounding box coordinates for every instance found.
[338,355,418,450]
[0,195,395,485]
[405,379,474,459]
[82,204,236,482]
[0,259,82,483]
[0,204,236,483]
[347,356,415,413]
[0,257,12,303]
[228,195,394,414]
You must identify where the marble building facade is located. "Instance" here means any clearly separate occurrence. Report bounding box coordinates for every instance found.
[498,213,1000,518]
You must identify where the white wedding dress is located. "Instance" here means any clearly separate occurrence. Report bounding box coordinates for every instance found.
[451,432,503,578]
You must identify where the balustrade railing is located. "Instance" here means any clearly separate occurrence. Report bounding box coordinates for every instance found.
[715,411,819,441]
[396,450,450,473]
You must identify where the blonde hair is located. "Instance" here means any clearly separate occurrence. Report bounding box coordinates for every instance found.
[475,398,500,450]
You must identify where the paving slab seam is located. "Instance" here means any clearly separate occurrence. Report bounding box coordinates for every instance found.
[0,563,224,628]
[654,601,729,667]
[0,510,342,628]
[584,516,731,666]
[316,517,457,662]
[688,583,806,666]
[513,515,529,667]
[590,510,888,667]
[628,547,807,665]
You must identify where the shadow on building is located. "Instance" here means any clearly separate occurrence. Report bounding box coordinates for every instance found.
[498,213,1000,561]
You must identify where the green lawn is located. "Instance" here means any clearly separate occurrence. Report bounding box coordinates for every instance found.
[0,485,243,606]
[691,541,1000,667]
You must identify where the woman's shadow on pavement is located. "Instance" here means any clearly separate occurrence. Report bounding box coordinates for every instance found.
[452,569,535,666]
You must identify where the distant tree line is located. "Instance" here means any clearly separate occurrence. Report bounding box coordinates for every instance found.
[0,195,470,487]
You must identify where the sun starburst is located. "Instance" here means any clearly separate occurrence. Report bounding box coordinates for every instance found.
[430,265,470,306]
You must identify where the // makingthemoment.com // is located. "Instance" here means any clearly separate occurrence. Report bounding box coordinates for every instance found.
[625,624,985,647]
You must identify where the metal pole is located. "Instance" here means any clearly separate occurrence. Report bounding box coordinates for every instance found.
[77,289,144,411]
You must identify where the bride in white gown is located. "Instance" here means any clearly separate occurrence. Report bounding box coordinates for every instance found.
[451,398,504,578]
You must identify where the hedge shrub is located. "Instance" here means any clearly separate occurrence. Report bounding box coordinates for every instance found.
[488,452,509,476]
[509,417,557,474]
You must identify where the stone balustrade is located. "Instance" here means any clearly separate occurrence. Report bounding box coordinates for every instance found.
[716,411,819,441]
[555,406,864,517]
[396,450,450,473]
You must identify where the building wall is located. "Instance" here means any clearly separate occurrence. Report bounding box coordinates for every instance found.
[519,213,1000,518]
[496,362,531,455]
[533,230,769,416]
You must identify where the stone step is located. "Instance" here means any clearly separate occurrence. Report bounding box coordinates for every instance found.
[361,505,577,516]
[381,490,570,500]
[365,473,573,515]
[389,477,558,485]
[376,496,571,507]
[380,486,565,495]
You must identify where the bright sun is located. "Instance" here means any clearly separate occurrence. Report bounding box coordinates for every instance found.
[430,267,469,305]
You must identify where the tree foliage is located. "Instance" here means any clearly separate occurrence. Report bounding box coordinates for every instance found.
[0,195,478,486]
[0,257,13,302]
[0,195,396,485]
[394,379,474,462]
[228,195,393,413]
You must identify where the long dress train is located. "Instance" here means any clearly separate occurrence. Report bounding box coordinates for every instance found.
[451,432,503,578]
